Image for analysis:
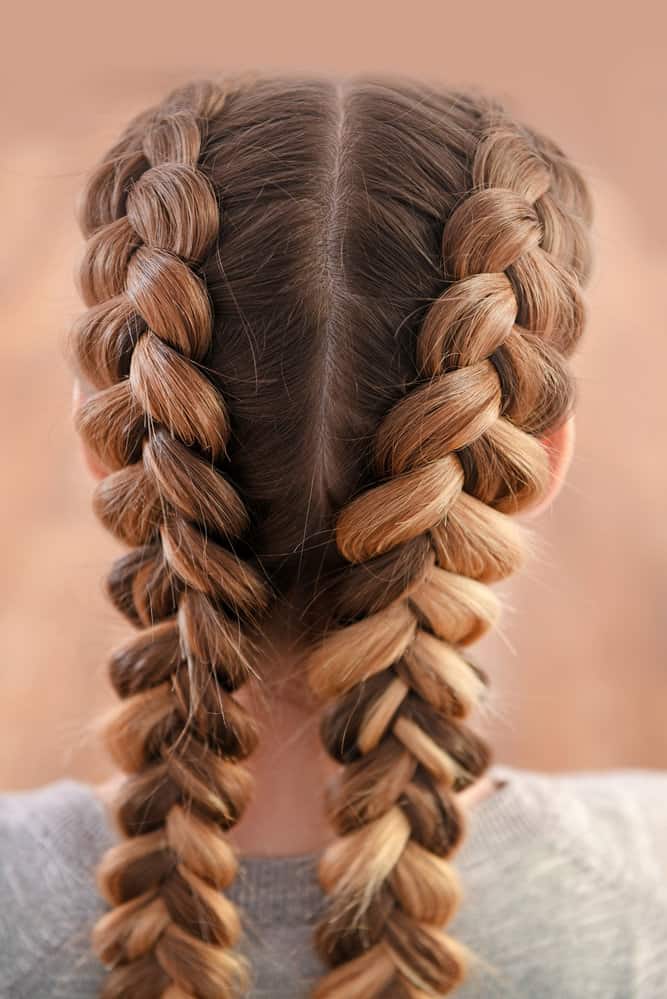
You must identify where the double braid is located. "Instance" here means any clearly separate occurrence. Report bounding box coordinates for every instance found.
[307,115,592,998]
[72,82,270,998]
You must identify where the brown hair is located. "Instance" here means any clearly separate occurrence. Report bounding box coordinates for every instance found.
[70,74,593,998]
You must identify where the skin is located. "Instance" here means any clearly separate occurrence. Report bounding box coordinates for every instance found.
[74,380,574,857]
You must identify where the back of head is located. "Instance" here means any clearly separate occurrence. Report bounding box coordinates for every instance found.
[71,74,593,998]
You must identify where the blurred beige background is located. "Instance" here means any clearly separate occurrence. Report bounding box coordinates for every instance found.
[1,1,665,790]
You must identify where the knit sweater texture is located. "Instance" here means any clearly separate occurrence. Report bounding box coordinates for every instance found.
[1,766,666,998]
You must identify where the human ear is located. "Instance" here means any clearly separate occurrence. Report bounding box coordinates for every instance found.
[71,378,109,482]
[525,415,575,519]
[71,377,576,505]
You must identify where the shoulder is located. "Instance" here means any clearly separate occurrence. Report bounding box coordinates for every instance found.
[0,778,114,890]
[0,777,112,844]
[550,768,667,876]
[0,780,113,998]
[490,766,667,915]
[506,767,667,889]
[455,767,667,999]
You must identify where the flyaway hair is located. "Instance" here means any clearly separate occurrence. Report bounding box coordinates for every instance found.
[70,74,593,998]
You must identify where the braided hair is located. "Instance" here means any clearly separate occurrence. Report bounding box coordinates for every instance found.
[307,113,592,997]
[70,75,593,998]
[74,81,270,997]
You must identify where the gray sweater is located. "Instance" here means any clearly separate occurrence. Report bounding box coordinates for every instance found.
[0,766,666,998]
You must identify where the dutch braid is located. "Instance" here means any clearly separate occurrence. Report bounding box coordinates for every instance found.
[72,81,271,998]
[71,76,595,999]
[306,111,592,998]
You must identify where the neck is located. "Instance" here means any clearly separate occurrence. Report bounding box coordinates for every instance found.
[97,669,498,858]
[230,682,337,856]
[228,677,496,858]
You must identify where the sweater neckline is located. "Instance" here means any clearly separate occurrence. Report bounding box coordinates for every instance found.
[50,763,561,928]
